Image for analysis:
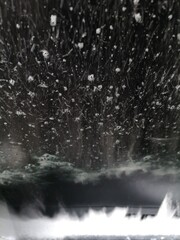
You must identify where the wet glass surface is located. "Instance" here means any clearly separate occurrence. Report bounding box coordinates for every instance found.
[0,0,180,239]
[0,0,179,170]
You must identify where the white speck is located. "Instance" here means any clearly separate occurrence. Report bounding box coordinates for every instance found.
[69,6,73,11]
[122,84,126,90]
[115,139,120,144]
[75,117,80,122]
[88,74,95,82]
[134,13,142,23]
[64,86,68,91]
[31,43,36,53]
[16,23,20,29]
[177,104,180,110]
[9,79,15,86]
[177,33,180,43]
[93,86,97,92]
[38,83,48,88]
[110,25,113,30]
[28,91,35,98]
[82,32,87,38]
[92,45,96,51]
[155,53,160,58]
[78,42,84,49]
[115,105,120,110]
[122,7,127,12]
[115,92,120,97]
[168,15,173,20]
[96,28,101,34]
[98,85,102,91]
[40,50,50,59]
[50,14,57,27]
[156,101,161,106]
[109,85,113,89]
[16,110,26,116]
[27,75,34,82]
[176,85,180,90]
[115,68,120,73]
[133,0,139,5]
[64,108,70,113]
[106,96,113,102]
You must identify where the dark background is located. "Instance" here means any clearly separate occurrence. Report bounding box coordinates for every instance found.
[0,0,179,169]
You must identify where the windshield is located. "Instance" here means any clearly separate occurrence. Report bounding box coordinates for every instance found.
[0,1,179,173]
[0,0,180,238]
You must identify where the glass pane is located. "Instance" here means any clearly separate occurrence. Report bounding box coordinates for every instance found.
[0,0,180,238]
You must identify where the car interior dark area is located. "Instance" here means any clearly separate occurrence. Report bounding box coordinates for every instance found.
[0,0,180,239]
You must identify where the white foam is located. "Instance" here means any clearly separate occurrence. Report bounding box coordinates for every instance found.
[0,194,180,239]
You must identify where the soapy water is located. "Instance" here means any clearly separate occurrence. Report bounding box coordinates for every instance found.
[0,155,180,240]
[0,193,180,240]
